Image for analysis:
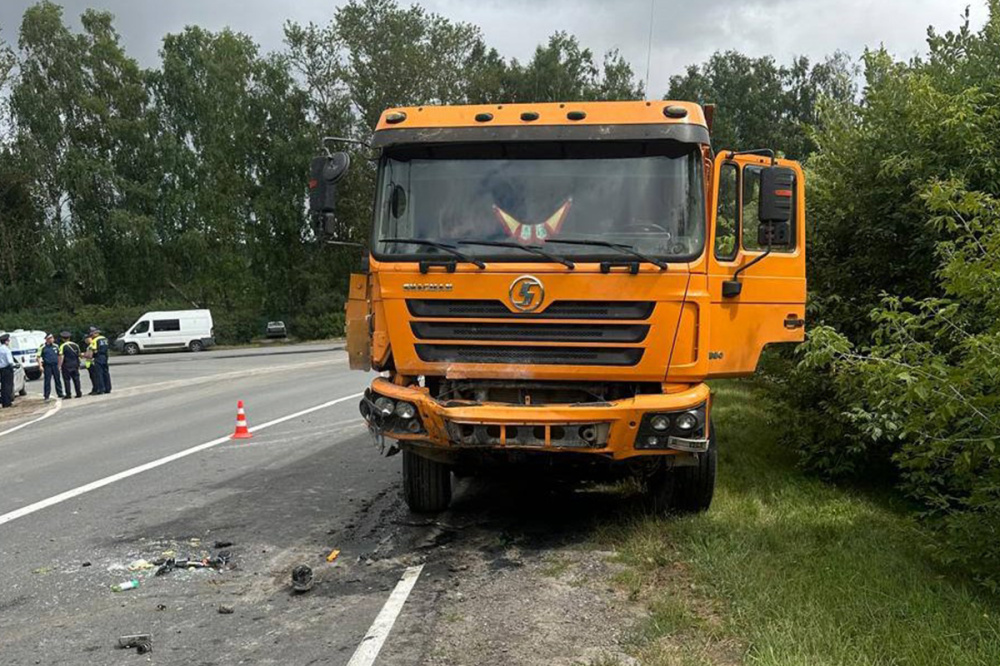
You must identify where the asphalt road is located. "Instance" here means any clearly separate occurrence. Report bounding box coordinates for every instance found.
[0,345,437,665]
[0,344,639,665]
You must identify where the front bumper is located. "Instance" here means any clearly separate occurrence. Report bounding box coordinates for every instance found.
[362,377,710,461]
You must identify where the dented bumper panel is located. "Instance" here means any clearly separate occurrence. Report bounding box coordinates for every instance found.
[362,377,710,461]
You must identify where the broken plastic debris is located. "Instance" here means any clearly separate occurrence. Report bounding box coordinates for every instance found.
[214,541,234,549]
[119,633,152,654]
[326,549,341,563]
[291,565,313,593]
[111,579,140,592]
[128,559,154,571]
[218,604,234,614]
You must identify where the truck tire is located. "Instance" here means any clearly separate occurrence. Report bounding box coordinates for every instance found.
[124,343,140,356]
[403,449,452,513]
[189,340,204,352]
[19,386,27,396]
[649,420,717,514]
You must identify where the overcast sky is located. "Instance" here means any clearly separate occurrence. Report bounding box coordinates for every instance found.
[0,0,987,96]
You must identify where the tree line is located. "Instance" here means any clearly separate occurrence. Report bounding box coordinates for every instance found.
[0,0,848,342]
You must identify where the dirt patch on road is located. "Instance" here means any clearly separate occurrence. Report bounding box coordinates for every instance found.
[364,480,658,666]
[0,395,49,428]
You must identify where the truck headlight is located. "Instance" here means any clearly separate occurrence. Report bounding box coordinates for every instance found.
[675,412,699,432]
[650,415,671,432]
[374,396,395,416]
[394,402,417,419]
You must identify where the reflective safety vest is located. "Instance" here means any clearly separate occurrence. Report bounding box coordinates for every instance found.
[59,341,81,370]
[89,335,109,361]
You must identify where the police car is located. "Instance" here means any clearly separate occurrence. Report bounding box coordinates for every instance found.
[10,330,45,380]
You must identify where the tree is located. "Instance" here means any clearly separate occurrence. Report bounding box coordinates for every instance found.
[667,50,856,158]
[334,0,486,130]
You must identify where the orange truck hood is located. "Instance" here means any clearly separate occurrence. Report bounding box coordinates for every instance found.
[372,266,701,384]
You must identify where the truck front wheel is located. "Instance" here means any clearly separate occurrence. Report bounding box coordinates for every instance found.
[402,449,452,513]
[648,420,717,514]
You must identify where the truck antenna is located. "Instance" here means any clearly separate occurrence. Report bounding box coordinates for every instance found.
[644,0,655,98]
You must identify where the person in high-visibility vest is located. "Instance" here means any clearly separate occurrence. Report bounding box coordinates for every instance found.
[82,334,98,395]
[37,333,65,401]
[58,331,83,399]
[87,326,112,395]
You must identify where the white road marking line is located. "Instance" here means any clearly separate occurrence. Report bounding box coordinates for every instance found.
[0,392,364,527]
[0,399,62,439]
[346,565,425,666]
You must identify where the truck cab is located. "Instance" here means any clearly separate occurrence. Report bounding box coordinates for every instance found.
[313,100,805,513]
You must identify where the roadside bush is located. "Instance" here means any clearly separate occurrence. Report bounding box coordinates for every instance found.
[794,180,1000,588]
[212,309,261,345]
[772,6,1000,589]
[292,311,345,340]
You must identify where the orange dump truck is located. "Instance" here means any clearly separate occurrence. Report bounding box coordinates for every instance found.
[310,100,805,513]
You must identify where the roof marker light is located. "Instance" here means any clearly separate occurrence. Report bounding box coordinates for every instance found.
[567,110,586,121]
[385,111,407,124]
[475,112,494,122]
[520,111,539,121]
[663,105,688,119]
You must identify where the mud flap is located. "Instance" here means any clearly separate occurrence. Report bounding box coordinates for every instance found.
[345,273,372,371]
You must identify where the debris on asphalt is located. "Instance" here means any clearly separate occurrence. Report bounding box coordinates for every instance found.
[81,561,92,568]
[214,540,234,549]
[291,565,313,593]
[155,604,167,611]
[218,604,234,614]
[326,549,341,563]
[31,566,56,575]
[111,579,140,592]
[127,559,154,571]
[118,634,152,654]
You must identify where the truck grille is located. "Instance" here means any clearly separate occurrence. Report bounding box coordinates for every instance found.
[407,299,654,320]
[411,322,649,343]
[415,344,644,366]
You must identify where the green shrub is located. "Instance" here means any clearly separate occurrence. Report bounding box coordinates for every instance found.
[791,180,1000,589]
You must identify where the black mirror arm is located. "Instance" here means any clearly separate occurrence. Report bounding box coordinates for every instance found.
[722,245,772,298]
[732,244,772,282]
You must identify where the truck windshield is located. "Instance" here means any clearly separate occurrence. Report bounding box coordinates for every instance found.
[373,141,706,262]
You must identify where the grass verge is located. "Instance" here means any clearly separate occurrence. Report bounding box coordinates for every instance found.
[600,380,1000,666]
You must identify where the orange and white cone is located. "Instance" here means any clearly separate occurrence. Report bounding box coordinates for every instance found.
[232,400,253,439]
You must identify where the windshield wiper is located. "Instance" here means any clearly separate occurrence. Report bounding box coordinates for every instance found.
[455,240,575,269]
[380,238,486,269]
[545,239,668,270]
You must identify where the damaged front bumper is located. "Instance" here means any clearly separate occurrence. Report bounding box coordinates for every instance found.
[360,377,710,461]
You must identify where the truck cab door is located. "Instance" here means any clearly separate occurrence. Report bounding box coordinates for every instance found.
[345,273,372,371]
[706,153,806,377]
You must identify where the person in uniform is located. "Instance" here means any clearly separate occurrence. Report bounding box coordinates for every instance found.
[88,326,112,395]
[0,333,14,408]
[82,334,98,395]
[58,331,83,399]
[37,333,65,401]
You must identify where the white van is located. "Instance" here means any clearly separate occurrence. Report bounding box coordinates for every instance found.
[10,329,46,380]
[116,310,215,355]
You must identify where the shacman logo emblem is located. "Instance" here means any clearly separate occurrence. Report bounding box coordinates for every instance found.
[509,275,544,312]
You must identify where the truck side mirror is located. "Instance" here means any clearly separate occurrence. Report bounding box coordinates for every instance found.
[758,166,794,248]
[308,151,351,217]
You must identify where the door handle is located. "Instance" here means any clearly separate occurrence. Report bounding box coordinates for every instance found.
[784,316,805,329]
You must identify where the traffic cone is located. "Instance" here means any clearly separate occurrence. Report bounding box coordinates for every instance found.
[232,400,253,439]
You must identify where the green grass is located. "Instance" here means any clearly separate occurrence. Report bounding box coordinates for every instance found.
[601,381,1000,666]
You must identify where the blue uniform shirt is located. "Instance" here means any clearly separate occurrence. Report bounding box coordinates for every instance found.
[0,345,13,368]
[39,343,60,366]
